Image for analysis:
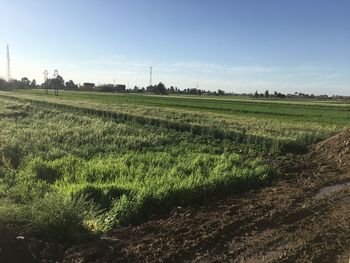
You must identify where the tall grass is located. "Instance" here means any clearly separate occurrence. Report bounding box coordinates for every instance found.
[0,92,342,153]
[2,153,271,232]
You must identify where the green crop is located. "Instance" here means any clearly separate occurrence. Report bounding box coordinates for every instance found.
[0,90,348,243]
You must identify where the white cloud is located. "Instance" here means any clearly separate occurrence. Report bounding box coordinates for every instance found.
[295,65,334,72]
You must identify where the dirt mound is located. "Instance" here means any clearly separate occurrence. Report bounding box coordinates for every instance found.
[311,128,350,168]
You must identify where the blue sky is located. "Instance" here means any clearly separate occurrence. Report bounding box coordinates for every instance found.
[1,0,349,95]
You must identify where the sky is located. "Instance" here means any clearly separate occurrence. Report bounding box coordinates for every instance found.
[1,0,349,95]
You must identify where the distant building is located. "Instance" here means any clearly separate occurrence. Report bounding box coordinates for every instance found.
[318,95,329,99]
[83,82,95,90]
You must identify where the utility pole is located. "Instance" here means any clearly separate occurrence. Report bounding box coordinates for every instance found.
[54,70,59,95]
[150,66,153,87]
[43,70,49,94]
[6,44,11,81]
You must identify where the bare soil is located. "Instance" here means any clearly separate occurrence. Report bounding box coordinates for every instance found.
[1,129,350,263]
[0,224,63,263]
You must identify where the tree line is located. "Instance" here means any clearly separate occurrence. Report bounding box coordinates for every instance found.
[1,76,349,99]
[0,75,227,96]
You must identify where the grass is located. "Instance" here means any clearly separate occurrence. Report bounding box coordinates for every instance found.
[1,90,345,152]
[0,89,348,243]
[11,89,350,125]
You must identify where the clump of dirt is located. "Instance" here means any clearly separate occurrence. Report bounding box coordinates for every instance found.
[311,128,350,168]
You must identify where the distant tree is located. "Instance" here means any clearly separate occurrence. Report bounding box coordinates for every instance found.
[21,77,29,83]
[254,90,259,98]
[21,77,30,88]
[157,82,167,94]
[65,80,78,90]
[0,78,8,90]
[49,75,65,89]
[218,89,225,96]
[147,82,167,95]
[58,75,65,88]
[278,92,286,98]
[30,79,37,88]
[264,90,270,98]
[116,84,126,93]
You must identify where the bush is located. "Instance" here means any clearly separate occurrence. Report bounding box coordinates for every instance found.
[0,193,101,243]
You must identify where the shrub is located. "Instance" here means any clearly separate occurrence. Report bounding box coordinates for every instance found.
[0,193,101,243]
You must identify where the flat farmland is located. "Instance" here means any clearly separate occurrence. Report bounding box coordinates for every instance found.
[0,89,350,262]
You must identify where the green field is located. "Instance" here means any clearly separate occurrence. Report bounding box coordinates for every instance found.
[0,89,349,242]
[13,89,350,123]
